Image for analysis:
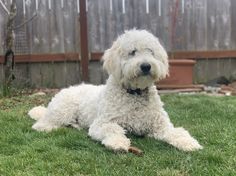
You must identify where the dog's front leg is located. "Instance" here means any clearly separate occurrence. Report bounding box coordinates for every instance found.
[149,110,203,151]
[88,120,130,152]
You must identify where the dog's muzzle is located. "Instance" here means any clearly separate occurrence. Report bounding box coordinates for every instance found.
[140,63,151,75]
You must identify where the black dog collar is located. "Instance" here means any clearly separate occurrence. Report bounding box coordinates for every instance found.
[126,88,148,96]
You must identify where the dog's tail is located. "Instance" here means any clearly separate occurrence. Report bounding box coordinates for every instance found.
[28,106,47,121]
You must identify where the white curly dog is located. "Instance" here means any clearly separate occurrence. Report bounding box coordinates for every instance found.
[29,29,202,152]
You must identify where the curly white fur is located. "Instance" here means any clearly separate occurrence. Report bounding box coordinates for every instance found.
[28,29,203,152]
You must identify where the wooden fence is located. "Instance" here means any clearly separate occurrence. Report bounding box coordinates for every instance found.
[1,0,235,53]
[0,0,236,88]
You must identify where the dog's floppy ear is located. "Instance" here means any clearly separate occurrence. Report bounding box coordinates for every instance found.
[102,48,114,75]
[157,40,169,79]
[102,42,120,76]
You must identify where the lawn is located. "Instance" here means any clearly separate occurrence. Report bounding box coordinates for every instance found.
[0,93,236,176]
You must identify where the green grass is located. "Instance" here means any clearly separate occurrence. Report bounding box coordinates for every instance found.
[0,94,236,176]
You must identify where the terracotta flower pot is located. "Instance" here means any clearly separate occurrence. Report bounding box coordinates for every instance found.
[158,59,196,86]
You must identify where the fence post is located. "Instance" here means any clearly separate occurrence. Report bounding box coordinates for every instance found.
[79,0,89,82]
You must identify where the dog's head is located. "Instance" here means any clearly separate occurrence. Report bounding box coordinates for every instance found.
[103,29,169,90]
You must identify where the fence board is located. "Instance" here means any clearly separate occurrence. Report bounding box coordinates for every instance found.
[53,62,67,88]
[35,0,50,53]
[149,0,159,37]
[178,0,207,51]
[25,0,34,54]
[136,0,150,30]
[171,0,184,50]
[40,62,55,88]
[218,58,232,79]
[65,61,81,86]
[63,0,77,52]
[0,10,5,55]
[193,59,208,83]
[157,0,171,50]
[29,63,42,87]
[206,59,220,81]
[50,0,63,53]
[194,0,207,50]
[88,0,99,51]
[14,0,27,54]
[207,0,231,50]
[230,58,236,78]
[230,0,236,49]
[89,61,103,85]
[125,0,134,30]
[104,0,115,50]
[13,63,30,88]
[0,0,12,55]
[97,0,107,51]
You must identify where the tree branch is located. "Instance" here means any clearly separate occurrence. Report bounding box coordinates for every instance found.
[0,0,10,14]
[14,13,38,30]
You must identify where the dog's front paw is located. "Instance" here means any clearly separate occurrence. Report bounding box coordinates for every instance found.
[174,137,203,151]
[167,127,203,152]
[32,122,58,132]
[102,135,130,152]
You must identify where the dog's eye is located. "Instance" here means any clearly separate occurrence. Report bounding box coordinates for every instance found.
[129,49,137,56]
[147,48,154,55]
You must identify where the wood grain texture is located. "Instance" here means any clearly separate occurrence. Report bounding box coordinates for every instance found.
[0,10,6,55]
[88,61,103,85]
[65,61,81,86]
[12,63,30,88]
[207,0,231,50]
[79,0,89,81]
[230,0,236,49]
[0,0,236,55]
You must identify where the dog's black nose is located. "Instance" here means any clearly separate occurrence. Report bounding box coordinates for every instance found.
[140,63,151,74]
